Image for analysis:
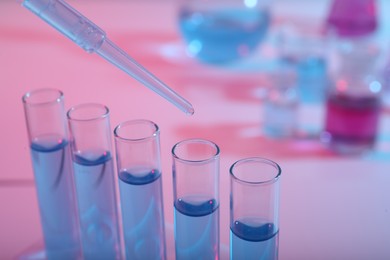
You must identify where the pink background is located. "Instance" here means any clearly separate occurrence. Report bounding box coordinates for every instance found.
[1,0,390,259]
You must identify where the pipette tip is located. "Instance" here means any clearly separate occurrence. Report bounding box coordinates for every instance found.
[186,106,195,116]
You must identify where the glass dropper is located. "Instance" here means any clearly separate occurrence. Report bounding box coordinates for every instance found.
[21,0,194,115]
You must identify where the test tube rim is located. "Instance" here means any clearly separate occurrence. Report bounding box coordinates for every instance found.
[172,138,220,164]
[230,157,281,186]
[67,103,109,122]
[22,88,64,107]
[113,119,159,142]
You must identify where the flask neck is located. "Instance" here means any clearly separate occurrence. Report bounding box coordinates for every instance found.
[325,0,378,38]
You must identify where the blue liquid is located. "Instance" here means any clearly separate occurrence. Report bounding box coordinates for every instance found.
[297,56,327,104]
[73,151,121,259]
[119,168,166,259]
[230,219,278,259]
[179,7,270,64]
[174,197,219,259]
[30,136,81,259]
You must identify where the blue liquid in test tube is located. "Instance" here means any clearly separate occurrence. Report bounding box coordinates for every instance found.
[230,218,278,259]
[23,89,82,259]
[114,119,167,260]
[118,168,166,259]
[174,196,220,259]
[30,137,81,259]
[68,103,122,259]
[172,139,220,260]
[229,157,281,260]
[72,151,121,259]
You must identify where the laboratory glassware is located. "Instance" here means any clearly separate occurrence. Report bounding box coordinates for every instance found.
[230,157,281,260]
[273,24,328,138]
[178,0,271,64]
[114,119,167,260]
[67,103,122,259]
[22,88,82,259]
[262,63,298,138]
[172,139,220,259]
[326,0,377,37]
[21,0,194,115]
[322,0,383,154]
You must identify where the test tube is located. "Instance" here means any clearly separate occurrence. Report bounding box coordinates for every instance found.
[67,103,122,259]
[230,157,281,260]
[172,139,220,259]
[22,88,82,259]
[114,120,167,259]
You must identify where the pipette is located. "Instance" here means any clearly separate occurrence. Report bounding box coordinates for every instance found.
[21,0,194,115]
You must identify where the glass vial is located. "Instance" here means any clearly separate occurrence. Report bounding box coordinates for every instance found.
[262,64,298,138]
[114,119,167,260]
[67,103,122,259]
[172,139,220,259]
[22,88,82,259]
[230,157,281,260]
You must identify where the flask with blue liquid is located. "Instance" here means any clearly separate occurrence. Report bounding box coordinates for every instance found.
[178,0,271,64]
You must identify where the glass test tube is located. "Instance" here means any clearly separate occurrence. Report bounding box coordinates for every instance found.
[172,139,220,259]
[22,89,82,259]
[230,157,281,260]
[67,103,122,259]
[114,120,167,260]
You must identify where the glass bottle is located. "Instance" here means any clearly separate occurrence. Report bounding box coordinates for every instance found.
[322,0,383,154]
[262,63,298,138]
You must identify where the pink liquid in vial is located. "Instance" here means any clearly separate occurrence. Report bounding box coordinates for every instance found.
[324,93,381,153]
[326,0,377,37]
